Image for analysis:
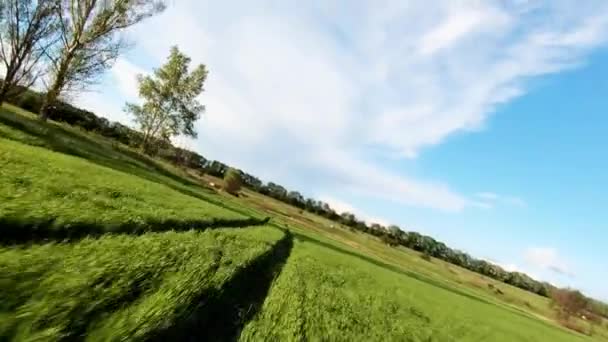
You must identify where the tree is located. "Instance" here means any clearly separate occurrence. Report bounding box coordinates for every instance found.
[0,0,58,104]
[126,46,207,152]
[223,168,242,195]
[287,191,304,207]
[387,224,401,236]
[40,0,165,120]
[551,288,589,321]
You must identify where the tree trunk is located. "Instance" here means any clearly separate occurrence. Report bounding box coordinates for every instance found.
[0,82,9,107]
[141,132,149,152]
[0,62,18,107]
[40,52,72,121]
[39,94,52,121]
[39,80,61,121]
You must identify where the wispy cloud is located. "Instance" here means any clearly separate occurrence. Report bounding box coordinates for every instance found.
[486,259,540,280]
[525,247,573,277]
[76,0,608,213]
[318,195,390,227]
[473,192,527,209]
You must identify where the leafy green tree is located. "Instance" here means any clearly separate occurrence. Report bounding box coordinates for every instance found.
[126,46,208,152]
[223,168,242,194]
[40,0,165,120]
[287,191,304,207]
[388,225,401,236]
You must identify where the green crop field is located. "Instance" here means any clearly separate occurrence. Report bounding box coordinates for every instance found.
[0,227,286,340]
[1,104,605,341]
[241,230,590,341]
[0,138,267,243]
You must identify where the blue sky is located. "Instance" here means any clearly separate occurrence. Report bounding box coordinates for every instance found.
[77,1,608,300]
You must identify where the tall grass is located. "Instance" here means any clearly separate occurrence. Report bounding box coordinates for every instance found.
[0,227,284,340]
[0,138,267,243]
[240,232,588,342]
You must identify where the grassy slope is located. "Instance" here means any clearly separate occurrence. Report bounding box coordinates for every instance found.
[0,138,276,243]
[0,104,263,220]
[238,189,553,310]
[0,227,285,341]
[1,105,605,340]
[241,233,586,341]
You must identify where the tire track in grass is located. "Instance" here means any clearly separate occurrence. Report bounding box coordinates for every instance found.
[0,227,285,341]
[150,230,294,342]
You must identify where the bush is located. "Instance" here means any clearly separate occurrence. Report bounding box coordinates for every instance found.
[15,92,42,113]
[551,288,589,320]
[379,233,399,246]
[223,168,242,194]
[558,319,588,335]
[420,252,432,262]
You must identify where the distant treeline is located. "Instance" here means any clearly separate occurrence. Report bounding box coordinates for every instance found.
[6,90,607,316]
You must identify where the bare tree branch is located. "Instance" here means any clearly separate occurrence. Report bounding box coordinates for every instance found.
[39,0,165,120]
[0,0,59,104]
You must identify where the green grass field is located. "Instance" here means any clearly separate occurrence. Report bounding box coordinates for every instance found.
[0,226,286,340]
[241,231,587,341]
[1,104,606,341]
[0,138,268,243]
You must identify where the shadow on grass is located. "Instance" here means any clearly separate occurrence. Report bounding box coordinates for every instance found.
[0,277,151,341]
[150,230,294,342]
[0,216,271,245]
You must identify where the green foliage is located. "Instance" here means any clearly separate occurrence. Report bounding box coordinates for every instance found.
[127,46,208,150]
[589,299,608,319]
[223,167,243,194]
[0,227,284,340]
[420,252,433,262]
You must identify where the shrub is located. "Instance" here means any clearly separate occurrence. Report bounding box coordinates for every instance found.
[15,92,42,113]
[380,233,399,246]
[551,288,589,320]
[420,252,432,262]
[557,319,588,335]
[223,168,242,194]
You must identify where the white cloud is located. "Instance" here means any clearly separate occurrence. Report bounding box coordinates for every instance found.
[419,3,511,55]
[489,260,539,279]
[77,0,608,213]
[500,263,522,273]
[111,58,146,101]
[474,192,527,209]
[525,247,573,277]
[318,195,390,226]
[318,196,356,216]
[76,91,126,124]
